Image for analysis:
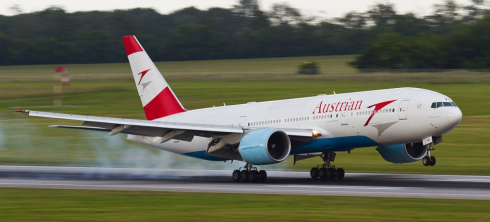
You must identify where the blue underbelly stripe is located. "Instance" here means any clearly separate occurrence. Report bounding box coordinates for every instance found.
[290,136,378,154]
[181,136,378,161]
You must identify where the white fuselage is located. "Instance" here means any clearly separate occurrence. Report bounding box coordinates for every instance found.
[128,87,462,161]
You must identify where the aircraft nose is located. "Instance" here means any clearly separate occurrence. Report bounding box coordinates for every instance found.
[447,108,462,125]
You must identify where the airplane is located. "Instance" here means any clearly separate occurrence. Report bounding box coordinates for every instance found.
[16,35,463,182]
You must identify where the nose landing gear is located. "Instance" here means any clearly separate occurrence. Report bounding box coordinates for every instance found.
[310,152,345,180]
[232,163,267,182]
[422,145,436,166]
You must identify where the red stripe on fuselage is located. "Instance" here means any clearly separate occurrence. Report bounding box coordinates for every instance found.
[143,87,185,120]
[122,36,143,56]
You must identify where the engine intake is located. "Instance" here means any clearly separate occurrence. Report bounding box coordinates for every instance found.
[238,128,291,165]
[377,142,427,164]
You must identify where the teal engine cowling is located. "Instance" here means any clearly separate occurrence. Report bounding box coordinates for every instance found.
[377,142,427,164]
[238,128,291,165]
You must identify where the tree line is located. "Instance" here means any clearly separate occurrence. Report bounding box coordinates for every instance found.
[350,0,490,69]
[0,0,488,69]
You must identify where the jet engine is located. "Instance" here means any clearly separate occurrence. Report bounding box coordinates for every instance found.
[238,128,291,165]
[377,142,427,164]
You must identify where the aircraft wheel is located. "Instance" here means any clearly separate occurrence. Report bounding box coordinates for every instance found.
[248,170,258,182]
[240,170,249,182]
[310,168,319,179]
[232,170,241,182]
[336,168,345,179]
[326,168,336,179]
[422,156,431,166]
[318,168,326,179]
[430,156,436,166]
[258,170,267,182]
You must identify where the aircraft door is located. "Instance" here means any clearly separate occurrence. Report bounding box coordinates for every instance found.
[238,116,247,126]
[399,100,409,120]
[341,111,348,125]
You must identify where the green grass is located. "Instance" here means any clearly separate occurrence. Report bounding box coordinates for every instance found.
[1,55,489,83]
[0,55,489,174]
[0,188,489,222]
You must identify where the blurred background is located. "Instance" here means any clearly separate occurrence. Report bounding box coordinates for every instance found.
[0,0,489,174]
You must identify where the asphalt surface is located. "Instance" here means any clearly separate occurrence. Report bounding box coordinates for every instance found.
[1,165,490,200]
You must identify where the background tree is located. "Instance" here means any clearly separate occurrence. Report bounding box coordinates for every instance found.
[367,3,397,27]
[268,3,303,26]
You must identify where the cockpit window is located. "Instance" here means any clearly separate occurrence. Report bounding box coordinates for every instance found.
[431,101,457,108]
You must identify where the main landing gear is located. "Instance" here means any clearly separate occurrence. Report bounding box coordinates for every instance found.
[310,152,345,180]
[422,145,436,166]
[232,163,267,182]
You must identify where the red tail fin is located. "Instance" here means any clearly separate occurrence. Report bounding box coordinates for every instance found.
[123,35,186,120]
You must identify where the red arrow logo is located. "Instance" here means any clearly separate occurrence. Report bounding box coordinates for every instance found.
[364,100,397,126]
[138,69,151,85]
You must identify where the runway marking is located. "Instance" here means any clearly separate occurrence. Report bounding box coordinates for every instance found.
[423,178,490,183]
[1,181,490,200]
[268,185,402,190]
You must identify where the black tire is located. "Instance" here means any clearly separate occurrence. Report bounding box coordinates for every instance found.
[336,168,345,179]
[326,168,335,179]
[240,170,249,182]
[249,170,258,182]
[422,156,431,166]
[232,170,241,182]
[430,156,436,166]
[310,168,319,179]
[318,168,326,179]
[258,170,267,182]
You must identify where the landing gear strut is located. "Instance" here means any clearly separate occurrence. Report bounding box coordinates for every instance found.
[422,145,436,166]
[310,152,345,180]
[232,163,267,182]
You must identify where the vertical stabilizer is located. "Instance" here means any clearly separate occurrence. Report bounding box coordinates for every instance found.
[122,35,185,120]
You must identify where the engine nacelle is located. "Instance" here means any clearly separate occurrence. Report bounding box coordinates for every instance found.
[377,142,427,164]
[238,128,291,165]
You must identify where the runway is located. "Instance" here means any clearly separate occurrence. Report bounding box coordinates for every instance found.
[1,165,490,200]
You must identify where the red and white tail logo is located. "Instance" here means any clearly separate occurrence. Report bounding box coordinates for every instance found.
[123,35,185,120]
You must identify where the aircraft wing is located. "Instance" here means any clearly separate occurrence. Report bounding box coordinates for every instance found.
[17,110,314,141]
